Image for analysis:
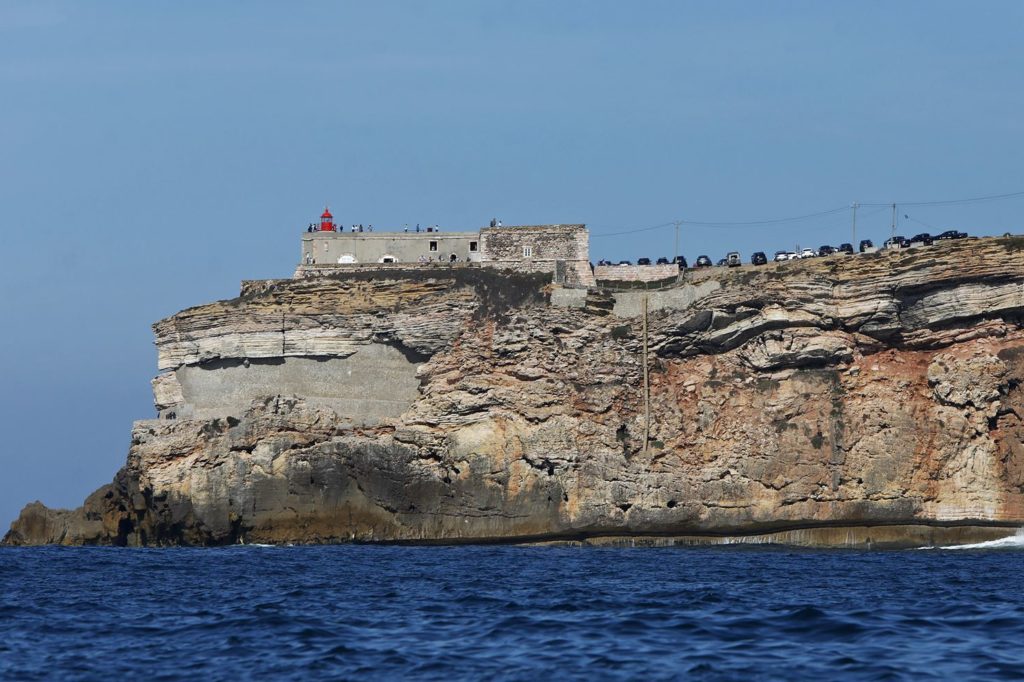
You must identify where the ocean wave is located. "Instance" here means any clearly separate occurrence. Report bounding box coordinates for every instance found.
[936,529,1024,551]
[3,544,1024,679]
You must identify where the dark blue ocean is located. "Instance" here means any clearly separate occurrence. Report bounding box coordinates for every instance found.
[2,540,1024,681]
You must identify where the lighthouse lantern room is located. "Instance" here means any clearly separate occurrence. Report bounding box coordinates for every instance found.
[319,207,336,232]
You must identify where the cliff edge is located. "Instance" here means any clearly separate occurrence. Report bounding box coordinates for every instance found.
[7,238,1024,548]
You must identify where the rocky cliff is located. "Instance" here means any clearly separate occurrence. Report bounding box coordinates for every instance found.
[7,238,1024,548]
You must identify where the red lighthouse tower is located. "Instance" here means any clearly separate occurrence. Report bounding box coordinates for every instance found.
[319,207,336,232]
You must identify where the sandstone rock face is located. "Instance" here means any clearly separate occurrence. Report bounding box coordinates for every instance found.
[7,239,1024,547]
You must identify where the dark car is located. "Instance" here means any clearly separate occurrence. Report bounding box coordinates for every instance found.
[837,243,854,254]
[937,230,968,240]
[656,257,670,265]
[859,239,874,252]
[818,245,836,257]
[695,255,712,268]
[674,255,688,269]
[884,235,909,249]
[617,260,632,265]
[637,257,651,265]
[909,233,933,246]
[751,251,768,265]
[597,259,612,266]
[715,258,727,267]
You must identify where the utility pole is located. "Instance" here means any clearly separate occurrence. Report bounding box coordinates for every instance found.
[890,203,897,239]
[642,295,650,453]
[673,219,682,259]
[851,202,858,246]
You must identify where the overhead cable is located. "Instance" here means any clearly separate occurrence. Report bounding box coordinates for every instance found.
[590,188,1024,236]
[861,189,1024,208]
[684,206,847,227]
[590,222,675,238]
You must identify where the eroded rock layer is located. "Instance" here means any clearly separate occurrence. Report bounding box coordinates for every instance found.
[7,239,1024,547]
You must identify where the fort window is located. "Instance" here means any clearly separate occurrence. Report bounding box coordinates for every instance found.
[470,241,478,252]
[429,241,438,251]
[523,246,533,258]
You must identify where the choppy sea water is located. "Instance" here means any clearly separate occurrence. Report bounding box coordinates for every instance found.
[2,536,1024,680]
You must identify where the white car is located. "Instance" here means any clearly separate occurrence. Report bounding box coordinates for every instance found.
[800,248,816,258]
[786,252,801,260]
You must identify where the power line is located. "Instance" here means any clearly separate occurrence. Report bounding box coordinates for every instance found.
[904,214,938,231]
[855,206,890,220]
[589,188,1024,237]
[591,209,848,237]
[590,221,674,238]
[861,189,1024,208]
[684,206,848,227]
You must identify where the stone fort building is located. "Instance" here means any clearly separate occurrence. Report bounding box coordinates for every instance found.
[296,208,596,287]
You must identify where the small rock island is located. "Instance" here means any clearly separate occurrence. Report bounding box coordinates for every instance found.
[6,213,1024,548]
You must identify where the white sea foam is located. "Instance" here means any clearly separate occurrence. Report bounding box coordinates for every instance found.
[931,528,1024,551]
[227,542,278,548]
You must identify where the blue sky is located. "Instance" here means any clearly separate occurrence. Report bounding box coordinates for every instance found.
[1,1,1023,526]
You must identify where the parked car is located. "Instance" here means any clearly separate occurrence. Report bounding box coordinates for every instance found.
[800,248,816,258]
[617,259,632,265]
[656,256,670,265]
[597,259,612,266]
[751,251,768,265]
[859,239,874,252]
[818,245,836,257]
[837,243,854,255]
[937,230,968,240]
[637,257,652,265]
[674,255,688,269]
[773,251,790,262]
[786,252,801,260]
[715,258,727,267]
[909,232,933,246]
[726,251,741,267]
[695,255,712,268]
[884,235,909,249]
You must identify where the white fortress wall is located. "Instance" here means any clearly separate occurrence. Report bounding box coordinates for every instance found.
[301,231,480,265]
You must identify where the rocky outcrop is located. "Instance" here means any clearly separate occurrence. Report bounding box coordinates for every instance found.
[7,238,1024,547]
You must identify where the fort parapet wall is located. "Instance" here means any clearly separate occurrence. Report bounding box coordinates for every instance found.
[593,263,679,283]
[297,223,596,287]
[292,262,477,280]
[478,225,588,262]
[478,224,594,287]
[302,231,480,266]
